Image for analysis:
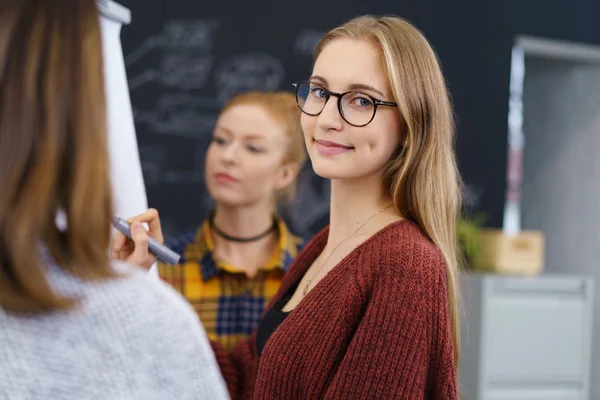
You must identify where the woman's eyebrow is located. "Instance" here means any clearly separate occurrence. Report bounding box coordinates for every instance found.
[309,75,328,85]
[347,83,386,98]
[310,76,386,97]
[242,134,267,141]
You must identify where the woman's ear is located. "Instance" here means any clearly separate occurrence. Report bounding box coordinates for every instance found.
[276,161,300,191]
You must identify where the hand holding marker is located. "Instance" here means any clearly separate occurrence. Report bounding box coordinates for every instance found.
[112,217,181,265]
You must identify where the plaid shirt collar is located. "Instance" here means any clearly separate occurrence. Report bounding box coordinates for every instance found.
[192,219,299,282]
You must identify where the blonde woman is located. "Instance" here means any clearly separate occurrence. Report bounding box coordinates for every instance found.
[0,1,228,399]
[240,15,461,399]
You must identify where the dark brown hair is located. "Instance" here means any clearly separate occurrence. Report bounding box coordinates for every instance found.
[0,0,115,313]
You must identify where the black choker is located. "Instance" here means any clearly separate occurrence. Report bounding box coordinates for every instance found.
[209,216,277,243]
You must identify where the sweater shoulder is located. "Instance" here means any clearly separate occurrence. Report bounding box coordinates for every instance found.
[44,262,212,349]
[359,220,447,284]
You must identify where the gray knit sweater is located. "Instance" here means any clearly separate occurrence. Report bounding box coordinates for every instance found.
[0,261,229,400]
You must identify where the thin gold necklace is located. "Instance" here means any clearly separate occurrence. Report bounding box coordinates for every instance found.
[303,204,393,296]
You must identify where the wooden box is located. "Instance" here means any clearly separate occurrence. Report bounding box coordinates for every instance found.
[473,229,545,276]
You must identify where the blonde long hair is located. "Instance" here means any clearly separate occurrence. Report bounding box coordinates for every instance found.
[315,15,462,368]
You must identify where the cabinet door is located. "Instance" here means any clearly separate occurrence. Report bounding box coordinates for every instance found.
[481,278,592,387]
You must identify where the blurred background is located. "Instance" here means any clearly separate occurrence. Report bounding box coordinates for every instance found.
[112,0,600,398]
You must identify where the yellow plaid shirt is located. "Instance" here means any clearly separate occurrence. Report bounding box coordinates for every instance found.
[158,219,305,350]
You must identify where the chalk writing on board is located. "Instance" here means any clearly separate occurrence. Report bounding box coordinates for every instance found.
[134,106,217,137]
[126,20,221,67]
[159,54,214,89]
[126,19,220,91]
[215,52,285,105]
[294,29,323,56]
[133,94,219,137]
[128,70,160,91]
[128,49,215,91]
[125,37,160,67]
[160,20,220,50]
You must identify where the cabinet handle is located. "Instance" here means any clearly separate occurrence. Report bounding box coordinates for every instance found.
[492,279,587,295]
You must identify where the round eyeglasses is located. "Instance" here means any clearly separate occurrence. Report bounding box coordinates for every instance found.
[293,81,397,127]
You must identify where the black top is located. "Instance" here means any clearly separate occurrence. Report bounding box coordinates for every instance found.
[255,278,300,357]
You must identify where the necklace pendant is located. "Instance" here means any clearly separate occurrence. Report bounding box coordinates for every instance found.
[299,204,393,299]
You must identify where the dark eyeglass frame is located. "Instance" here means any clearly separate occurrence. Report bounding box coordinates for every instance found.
[292,81,398,127]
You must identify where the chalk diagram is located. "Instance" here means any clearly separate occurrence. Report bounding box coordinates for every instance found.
[215,52,285,105]
[294,29,323,56]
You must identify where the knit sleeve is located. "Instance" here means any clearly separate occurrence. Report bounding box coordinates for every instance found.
[231,331,260,400]
[323,246,458,399]
[210,339,241,400]
[205,333,259,400]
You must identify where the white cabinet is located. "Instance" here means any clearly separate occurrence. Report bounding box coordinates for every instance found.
[460,274,594,400]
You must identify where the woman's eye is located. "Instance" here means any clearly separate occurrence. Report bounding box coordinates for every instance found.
[352,96,373,107]
[212,137,227,145]
[247,145,264,153]
[310,86,328,99]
